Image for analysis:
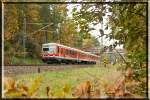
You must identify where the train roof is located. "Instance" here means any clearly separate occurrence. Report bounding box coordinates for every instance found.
[42,43,100,57]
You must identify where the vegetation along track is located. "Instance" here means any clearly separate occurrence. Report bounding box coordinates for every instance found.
[4,64,94,76]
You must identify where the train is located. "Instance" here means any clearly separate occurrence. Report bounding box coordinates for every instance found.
[41,43,100,64]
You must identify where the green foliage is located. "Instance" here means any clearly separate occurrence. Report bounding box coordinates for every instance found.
[108,3,147,96]
[82,37,99,49]
[103,54,109,67]
[4,4,19,41]
[6,56,45,65]
[72,3,103,34]
[4,3,100,65]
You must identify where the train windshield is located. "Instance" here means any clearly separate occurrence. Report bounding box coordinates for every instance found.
[43,46,56,54]
[43,48,49,51]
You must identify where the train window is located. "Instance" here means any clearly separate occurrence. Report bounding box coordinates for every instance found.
[61,48,64,54]
[70,50,71,55]
[68,50,70,55]
[57,46,59,53]
[69,50,71,54]
[43,48,49,51]
[63,48,66,54]
[72,51,76,55]
[70,50,73,55]
[63,49,67,55]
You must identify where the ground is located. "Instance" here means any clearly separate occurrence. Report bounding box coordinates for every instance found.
[11,64,122,98]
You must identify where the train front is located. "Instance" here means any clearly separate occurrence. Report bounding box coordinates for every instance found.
[41,43,58,64]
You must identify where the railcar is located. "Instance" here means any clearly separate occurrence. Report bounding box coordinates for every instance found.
[41,43,100,64]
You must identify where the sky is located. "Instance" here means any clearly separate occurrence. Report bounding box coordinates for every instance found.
[66,3,123,49]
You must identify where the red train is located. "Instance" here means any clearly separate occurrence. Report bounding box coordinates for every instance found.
[41,43,100,64]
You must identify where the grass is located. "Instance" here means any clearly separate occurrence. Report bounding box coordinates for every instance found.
[13,64,122,98]
[10,56,45,65]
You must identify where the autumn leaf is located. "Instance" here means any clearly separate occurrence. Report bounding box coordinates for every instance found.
[73,81,92,98]
[4,77,16,91]
[28,76,43,97]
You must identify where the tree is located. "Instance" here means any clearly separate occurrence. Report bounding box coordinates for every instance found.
[72,3,104,34]
[4,4,19,42]
[72,3,103,48]
[108,3,147,96]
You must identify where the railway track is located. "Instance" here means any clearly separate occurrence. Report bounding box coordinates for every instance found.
[4,64,95,76]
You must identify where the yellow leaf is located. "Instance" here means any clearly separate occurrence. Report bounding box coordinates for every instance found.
[28,76,43,96]
[4,77,16,91]
[63,84,71,94]
[5,91,23,98]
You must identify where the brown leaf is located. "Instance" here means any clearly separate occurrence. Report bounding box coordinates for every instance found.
[4,77,16,91]
[92,89,101,98]
[73,81,92,98]
[125,67,133,79]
